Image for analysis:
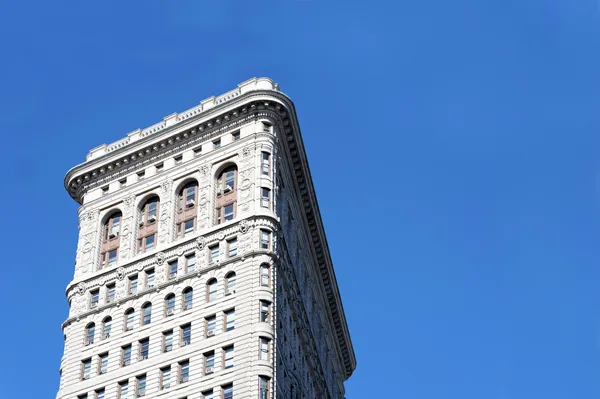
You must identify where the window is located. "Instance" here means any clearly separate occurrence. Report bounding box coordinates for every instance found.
[206,315,216,337]
[224,309,235,332]
[222,384,233,399]
[121,345,132,366]
[179,360,190,383]
[262,121,272,132]
[136,374,146,397]
[213,139,221,149]
[181,324,191,346]
[102,317,112,339]
[260,338,270,361]
[204,351,215,374]
[186,254,196,273]
[209,245,219,264]
[260,188,270,208]
[259,377,270,399]
[99,353,109,375]
[216,166,237,224]
[174,155,183,165]
[85,323,95,345]
[260,301,270,323]
[207,279,217,302]
[102,186,109,195]
[81,358,91,380]
[106,284,115,303]
[118,381,128,399]
[160,366,171,390]
[232,131,240,141]
[176,182,198,238]
[183,287,193,310]
[261,152,270,176]
[90,289,99,309]
[128,275,138,295]
[194,146,202,157]
[138,197,159,254]
[202,390,214,399]
[166,261,178,280]
[101,212,121,269]
[227,238,238,257]
[155,162,164,173]
[225,272,236,295]
[95,389,105,399]
[224,346,234,369]
[260,265,270,287]
[124,308,135,331]
[163,330,173,352]
[119,178,127,188]
[139,338,149,360]
[260,230,270,249]
[141,303,152,325]
[145,269,155,288]
[165,294,175,316]
[137,170,145,181]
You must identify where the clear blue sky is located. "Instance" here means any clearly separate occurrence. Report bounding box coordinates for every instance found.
[1,1,599,398]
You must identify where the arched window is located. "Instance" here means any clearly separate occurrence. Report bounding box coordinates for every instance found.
[124,308,135,331]
[183,287,193,310]
[215,166,237,225]
[138,197,159,253]
[165,294,175,316]
[141,303,152,326]
[225,272,236,295]
[260,264,270,288]
[102,317,112,339]
[207,279,217,302]
[101,211,122,269]
[176,182,199,239]
[85,323,95,345]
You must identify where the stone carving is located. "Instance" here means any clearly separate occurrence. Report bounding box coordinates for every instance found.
[243,146,253,157]
[158,202,170,244]
[176,246,184,257]
[76,282,86,296]
[83,211,99,231]
[199,164,209,176]
[217,232,225,241]
[196,236,206,250]
[239,219,250,233]
[155,252,166,265]
[97,276,106,287]
[160,180,173,195]
[123,195,135,207]
[116,267,126,280]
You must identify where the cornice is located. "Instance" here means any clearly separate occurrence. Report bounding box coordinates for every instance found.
[64,78,357,379]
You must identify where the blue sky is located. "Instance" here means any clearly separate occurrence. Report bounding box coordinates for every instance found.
[1,1,599,398]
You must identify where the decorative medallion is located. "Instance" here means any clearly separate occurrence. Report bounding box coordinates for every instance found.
[217,232,225,241]
[97,276,106,287]
[239,219,250,233]
[160,180,173,195]
[123,195,135,206]
[199,165,209,176]
[155,252,166,266]
[176,247,184,257]
[243,146,253,157]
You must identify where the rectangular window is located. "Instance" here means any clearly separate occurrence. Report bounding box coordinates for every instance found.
[129,276,138,295]
[206,315,216,337]
[156,162,164,173]
[102,186,109,195]
[82,358,91,380]
[163,330,173,352]
[146,268,155,288]
[204,351,215,374]
[261,188,270,208]
[107,249,117,266]
[122,345,132,366]
[227,238,238,257]
[232,131,240,141]
[161,366,171,390]
[209,245,219,264]
[119,178,127,188]
[186,254,196,274]
[179,360,190,383]
[222,384,233,399]
[144,235,155,251]
[137,171,145,181]
[260,338,270,361]
[213,139,221,149]
[194,146,202,157]
[260,230,270,249]
[90,289,99,309]
[181,324,191,346]
[118,381,128,398]
[95,389,105,399]
[224,309,235,332]
[174,155,183,165]
[99,353,109,375]
[106,284,115,303]
[260,265,270,287]
[261,152,270,176]
[169,261,178,279]
[183,219,194,237]
[136,374,146,397]
[202,390,214,399]
[259,377,270,399]
[224,204,234,221]
[126,310,135,331]
[260,301,270,323]
[224,346,234,369]
[139,338,149,360]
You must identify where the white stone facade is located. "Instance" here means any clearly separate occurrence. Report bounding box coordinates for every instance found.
[59,78,356,399]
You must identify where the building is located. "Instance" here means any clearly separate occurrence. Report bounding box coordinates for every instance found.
[59,77,356,399]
